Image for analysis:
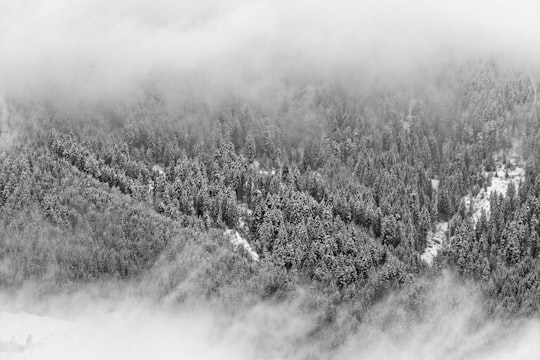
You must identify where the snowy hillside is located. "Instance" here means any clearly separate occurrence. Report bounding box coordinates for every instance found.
[422,148,525,266]
[463,162,525,224]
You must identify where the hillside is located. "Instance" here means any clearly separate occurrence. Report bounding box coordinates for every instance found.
[1,60,540,358]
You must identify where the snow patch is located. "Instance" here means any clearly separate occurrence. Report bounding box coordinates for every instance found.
[422,175,447,266]
[152,164,165,177]
[252,160,275,176]
[422,148,525,266]
[258,169,275,176]
[430,179,440,193]
[224,229,259,261]
[421,222,448,266]
[224,203,258,261]
[463,163,524,224]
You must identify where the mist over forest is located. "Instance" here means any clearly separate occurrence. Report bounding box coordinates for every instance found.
[1,1,540,359]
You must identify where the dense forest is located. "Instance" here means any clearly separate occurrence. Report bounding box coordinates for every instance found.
[1,59,540,355]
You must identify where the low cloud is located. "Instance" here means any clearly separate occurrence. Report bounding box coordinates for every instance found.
[1,275,540,359]
[0,0,539,104]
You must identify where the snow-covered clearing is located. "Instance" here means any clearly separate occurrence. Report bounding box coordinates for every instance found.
[151,164,165,177]
[224,203,259,261]
[463,163,524,224]
[422,147,525,266]
[420,222,448,265]
[251,160,275,176]
[422,175,447,265]
[430,179,440,193]
[224,229,259,261]
[258,169,275,176]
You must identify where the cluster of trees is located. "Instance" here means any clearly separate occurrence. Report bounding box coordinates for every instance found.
[0,145,184,284]
[1,59,540,322]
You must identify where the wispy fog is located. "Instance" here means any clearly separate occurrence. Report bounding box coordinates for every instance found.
[0,0,539,103]
[1,276,539,359]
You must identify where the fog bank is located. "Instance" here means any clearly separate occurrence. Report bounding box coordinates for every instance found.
[0,0,539,103]
[1,276,540,359]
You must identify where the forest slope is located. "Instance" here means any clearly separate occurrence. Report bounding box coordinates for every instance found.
[1,61,540,357]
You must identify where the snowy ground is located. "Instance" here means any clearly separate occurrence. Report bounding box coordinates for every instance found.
[422,149,525,266]
[224,203,259,261]
[422,176,447,265]
[420,222,448,265]
[252,160,275,177]
[224,229,259,261]
[430,179,440,193]
[463,163,525,224]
